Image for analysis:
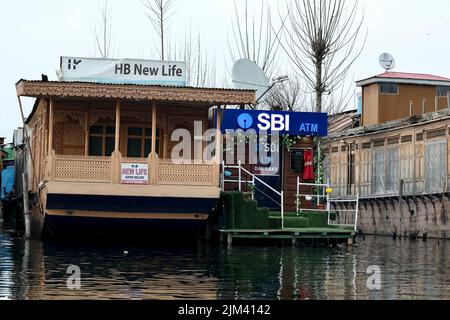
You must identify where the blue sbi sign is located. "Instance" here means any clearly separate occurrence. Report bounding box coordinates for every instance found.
[221,109,328,137]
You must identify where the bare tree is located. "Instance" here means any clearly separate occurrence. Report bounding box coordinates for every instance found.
[168,29,216,87]
[280,0,366,113]
[228,0,281,81]
[92,0,114,58]
[264,76,307,112]
[142,0,176,61]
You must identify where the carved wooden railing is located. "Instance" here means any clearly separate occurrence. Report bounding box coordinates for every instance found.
[49,154,220,187]
[53,155,112,183]
[157,160,219,186]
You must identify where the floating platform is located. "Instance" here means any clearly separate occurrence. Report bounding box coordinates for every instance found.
[219,227,356,245]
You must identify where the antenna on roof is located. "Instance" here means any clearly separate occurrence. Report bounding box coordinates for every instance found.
[379,53,396,72]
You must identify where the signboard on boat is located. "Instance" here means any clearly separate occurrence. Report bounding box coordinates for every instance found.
[121,163,149,185]
[58,57,187,86]
[221,109,328,136]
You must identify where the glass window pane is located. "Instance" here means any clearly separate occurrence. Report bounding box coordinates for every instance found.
[127,138,142,158]
[106,126,116,135]
[380,83,398,94]
[425,141,447,193]
[89,137,103,156]
[105,137,115,156]
[128,127,142,136]
[387,149,399,193]
[373,150,385,194]
[90,126,103,134]
[437,86,450,97]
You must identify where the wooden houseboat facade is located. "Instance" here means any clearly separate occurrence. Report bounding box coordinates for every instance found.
[16,79,255,238]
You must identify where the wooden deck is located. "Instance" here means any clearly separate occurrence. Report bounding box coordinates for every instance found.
[219,227,356,245]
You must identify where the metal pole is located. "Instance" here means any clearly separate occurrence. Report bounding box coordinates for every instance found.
[238,160,242,192]
[221,161,225,191]
[252,176,255,200]
[281,191,284,229]
[296,176,300,213]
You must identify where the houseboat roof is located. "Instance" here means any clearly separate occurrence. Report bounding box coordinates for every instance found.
[328,110,360,134]
[328,108,450,141]
[356,72,450,87]
[16,79,256,106]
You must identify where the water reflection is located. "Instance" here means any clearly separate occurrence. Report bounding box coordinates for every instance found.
[0,232,448,300]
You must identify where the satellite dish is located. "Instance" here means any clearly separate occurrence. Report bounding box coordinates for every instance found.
[379,53,396,71]
[232,59,270,101]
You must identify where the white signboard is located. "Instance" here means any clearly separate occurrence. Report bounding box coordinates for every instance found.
[121,163,149,185]
[58,56,187,86]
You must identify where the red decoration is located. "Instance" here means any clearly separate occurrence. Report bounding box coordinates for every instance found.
[303,150,314,181]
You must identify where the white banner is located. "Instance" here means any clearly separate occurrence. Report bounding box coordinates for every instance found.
[121,163,149,185]
[58,56,187,86]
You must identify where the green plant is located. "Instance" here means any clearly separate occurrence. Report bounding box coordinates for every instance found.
[282,135,302,152]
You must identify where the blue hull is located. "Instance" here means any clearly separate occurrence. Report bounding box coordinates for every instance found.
[44,194,218,238]
[46,194,217,213]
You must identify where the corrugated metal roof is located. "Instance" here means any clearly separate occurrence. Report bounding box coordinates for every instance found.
[356,71,450,87]
[328,110,360,134]
[376,72,450,81]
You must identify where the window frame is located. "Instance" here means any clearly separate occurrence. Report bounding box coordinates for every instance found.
[125,125,160,158]
[424,140,447,194]
[379,83,399,95]
[436,86,450,97]
[88,124,116,157]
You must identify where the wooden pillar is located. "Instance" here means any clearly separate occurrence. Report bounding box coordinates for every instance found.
[85,112,89,156]
[447,92,450,109]
[114,99,121,153]
[151,102,157,158]
[48,98,54,154]
[163,113,168,159]
[215,105,222,163]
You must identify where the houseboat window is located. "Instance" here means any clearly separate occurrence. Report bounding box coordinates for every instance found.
[386,149,399,193]
[425,141,447,193]
[372,150,386,194]
[127,127,160,158]
[89,125,115,157]
[436,86,450,97]
[380,83,398,95]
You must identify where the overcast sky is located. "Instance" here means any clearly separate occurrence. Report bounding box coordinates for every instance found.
[2,0,450,141]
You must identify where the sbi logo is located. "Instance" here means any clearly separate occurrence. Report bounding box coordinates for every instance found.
[237,113,253,129]
[237,113,290,131]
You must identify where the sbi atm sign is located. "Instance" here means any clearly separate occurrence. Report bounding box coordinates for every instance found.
[221,109,328,136]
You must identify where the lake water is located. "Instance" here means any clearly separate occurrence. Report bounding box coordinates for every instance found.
[0,231,448,300]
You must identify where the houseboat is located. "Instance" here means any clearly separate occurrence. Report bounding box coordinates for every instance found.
[16,57,255,238]
[327,71,450,239]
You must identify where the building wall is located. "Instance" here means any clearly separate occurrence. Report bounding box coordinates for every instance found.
[362,84,379,126]
[362,83,449,127]
[326,116,450,238]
